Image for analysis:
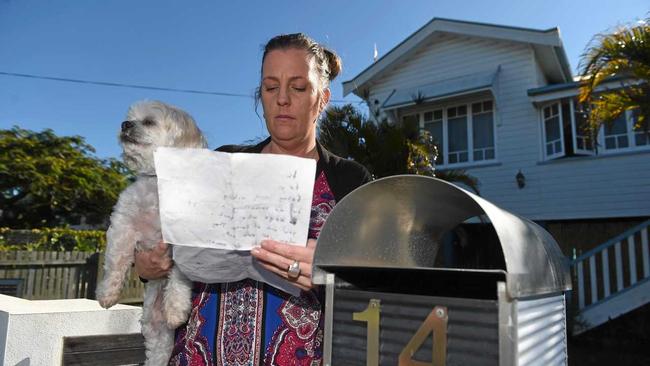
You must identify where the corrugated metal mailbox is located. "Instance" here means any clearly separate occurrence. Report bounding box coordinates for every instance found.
[313,175,572,366]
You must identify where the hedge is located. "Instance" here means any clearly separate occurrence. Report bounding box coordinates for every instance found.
[0,227,106,252]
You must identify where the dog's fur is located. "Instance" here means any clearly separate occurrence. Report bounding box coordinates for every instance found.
[96,100,207,365]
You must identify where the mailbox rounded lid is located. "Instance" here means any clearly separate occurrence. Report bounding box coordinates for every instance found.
[313,175,571,298]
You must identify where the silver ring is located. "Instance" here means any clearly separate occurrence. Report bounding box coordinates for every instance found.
[287,260,301,279]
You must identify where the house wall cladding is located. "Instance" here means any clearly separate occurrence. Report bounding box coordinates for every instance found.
[366,33,650,221]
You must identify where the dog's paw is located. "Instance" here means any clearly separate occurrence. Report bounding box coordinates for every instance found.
[96,285,120,308]
[97,292,121,308]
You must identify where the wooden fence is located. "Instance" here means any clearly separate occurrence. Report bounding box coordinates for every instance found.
[0,251,144,303]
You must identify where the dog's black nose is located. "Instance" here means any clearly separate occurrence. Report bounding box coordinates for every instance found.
[121,120,134,131]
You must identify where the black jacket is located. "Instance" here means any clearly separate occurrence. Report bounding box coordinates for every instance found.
[217,137,372,202]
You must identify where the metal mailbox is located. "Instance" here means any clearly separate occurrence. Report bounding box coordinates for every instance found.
[313,175,572,366]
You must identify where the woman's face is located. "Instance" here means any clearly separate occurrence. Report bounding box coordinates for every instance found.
[261,48,330,147]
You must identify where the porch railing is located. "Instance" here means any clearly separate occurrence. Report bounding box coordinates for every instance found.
[571,219,650,325]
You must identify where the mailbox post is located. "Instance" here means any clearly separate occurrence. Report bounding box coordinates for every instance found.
[313,175,571,366]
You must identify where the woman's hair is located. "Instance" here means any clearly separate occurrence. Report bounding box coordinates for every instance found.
[255,33,342,101]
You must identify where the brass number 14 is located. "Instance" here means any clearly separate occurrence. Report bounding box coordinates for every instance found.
[352,299,448,366]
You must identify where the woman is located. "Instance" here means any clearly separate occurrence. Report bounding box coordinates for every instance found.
[136,33,371,365]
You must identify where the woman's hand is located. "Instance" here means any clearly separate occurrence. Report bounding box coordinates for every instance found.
[134,241,173,280]
[251,239,317,291]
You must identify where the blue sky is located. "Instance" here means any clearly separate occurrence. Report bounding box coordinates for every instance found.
[1,0,647,159]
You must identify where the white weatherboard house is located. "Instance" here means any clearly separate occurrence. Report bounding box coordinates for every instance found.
[343,18,650,334]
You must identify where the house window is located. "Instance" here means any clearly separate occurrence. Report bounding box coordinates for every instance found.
[541,99,595,160]
[423,110,444,164]
[572,102,594,154]
[447,105,469,164]
[541,99,647,160]
[598,108,649,153]
[542,103,563,158]
[632,109,649,146]
[603,113,629,150]
[472,101,495,161]
[417,99,496,167]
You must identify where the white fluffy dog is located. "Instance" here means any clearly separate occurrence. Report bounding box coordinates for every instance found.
[96,100,207,365]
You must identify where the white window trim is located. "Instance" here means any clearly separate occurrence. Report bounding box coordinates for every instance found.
[419,99,497,169]
[597,109,650,154]
[570,100,596,156]
[540,100,649,161]
[541,102,565,160]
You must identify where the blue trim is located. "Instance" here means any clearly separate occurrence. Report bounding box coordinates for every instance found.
[527,75,629,96]
[578,276,650,313]
[572,219,650,263]
[527,81,580,96]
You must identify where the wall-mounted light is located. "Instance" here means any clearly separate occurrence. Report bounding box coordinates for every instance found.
[516,170,526,189]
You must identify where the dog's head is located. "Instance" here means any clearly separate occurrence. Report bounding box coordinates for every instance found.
[120,100,207,174]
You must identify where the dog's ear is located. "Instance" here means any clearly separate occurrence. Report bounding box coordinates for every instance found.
[169,107,207,148]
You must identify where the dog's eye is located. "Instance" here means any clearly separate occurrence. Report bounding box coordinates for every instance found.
[142,119,156,126]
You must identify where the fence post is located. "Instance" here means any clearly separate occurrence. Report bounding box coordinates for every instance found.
[85,252,101,300]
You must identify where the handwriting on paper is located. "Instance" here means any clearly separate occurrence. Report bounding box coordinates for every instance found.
[154,148,316,250]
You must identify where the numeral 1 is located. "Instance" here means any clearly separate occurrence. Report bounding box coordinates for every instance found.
[352,299,380,366]
[352,300,448,366]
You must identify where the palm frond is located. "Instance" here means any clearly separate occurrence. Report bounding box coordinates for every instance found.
[579,17,650,131]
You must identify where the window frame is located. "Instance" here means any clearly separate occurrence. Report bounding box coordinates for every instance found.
[570,100,596,156]
[541,101,566,160]
[540,98,649,161]
[597,108,650,154]
[418,98,497,169]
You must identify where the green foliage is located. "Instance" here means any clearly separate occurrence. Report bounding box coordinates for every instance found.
[319,104,479,193]
[0,227,105,251]
[579,16,650,132]
[0,126,130,228]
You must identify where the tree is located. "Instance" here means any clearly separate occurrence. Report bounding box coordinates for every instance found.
[319,104,479,193]
[0,126,130,228]
[579,16,650,133]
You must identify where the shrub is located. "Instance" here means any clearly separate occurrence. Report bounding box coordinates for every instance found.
[0,227,106,252]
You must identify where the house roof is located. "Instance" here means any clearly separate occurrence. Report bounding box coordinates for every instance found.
[343,18,573,97]
[382,67,500,110]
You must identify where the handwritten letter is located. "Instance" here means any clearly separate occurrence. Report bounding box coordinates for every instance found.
[154,147,316,250]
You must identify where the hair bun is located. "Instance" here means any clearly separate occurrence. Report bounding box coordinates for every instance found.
[323,48,342,81]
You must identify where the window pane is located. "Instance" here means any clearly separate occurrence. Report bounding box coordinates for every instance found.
[433,110,443,120]
[545,115,561,141]
[547,144,554,155]
[425,121,444,164]
[448,115,468,163]
[631,109,649,146]
[472,102,481,113]
[472,111,495,161]
[604,114,627,135]
[574,102,593,151]
[458,105,467,116]
[562,101,574,156]
[635,132,649,146]
[604,113,628,149]
[473,112,494,149]
[448,108,456,118]
[424,112,433,122]
[483,100,493,111]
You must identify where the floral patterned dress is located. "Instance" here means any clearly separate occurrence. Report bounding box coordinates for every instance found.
[169,171,336,366]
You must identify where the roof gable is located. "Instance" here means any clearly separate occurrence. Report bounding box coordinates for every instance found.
[343,18,572,97]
